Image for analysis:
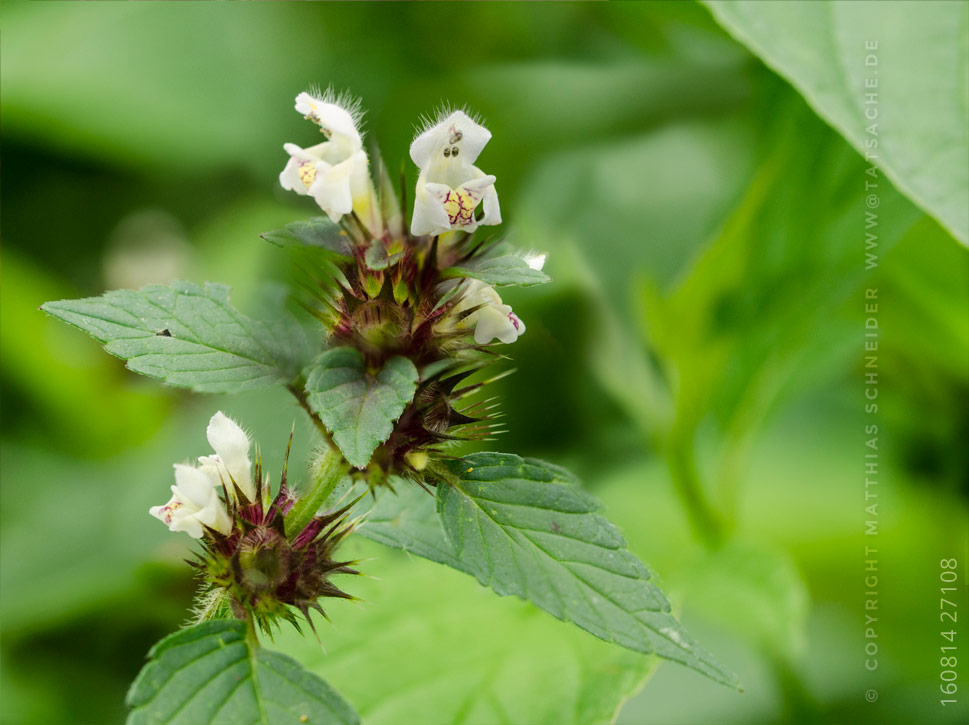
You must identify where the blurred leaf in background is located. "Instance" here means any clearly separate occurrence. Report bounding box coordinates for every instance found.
[1,1,967,724]
[705,0,969,245]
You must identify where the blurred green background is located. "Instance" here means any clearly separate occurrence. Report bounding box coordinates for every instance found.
[2,2,967,724]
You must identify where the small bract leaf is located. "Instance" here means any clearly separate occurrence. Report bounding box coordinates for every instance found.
[305,348,418,468]
[443,254,550,287]
[261,216,354,258]
[363,241,405,271]
[435,452,740,689]
[126,620,358,725]
[41,281,312,393]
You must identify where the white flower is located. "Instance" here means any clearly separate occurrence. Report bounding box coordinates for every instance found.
[149,464,231,539]
[279,91,380,230]
[455,280,525,344]
[198,411,255,501]
[410,110,501,236]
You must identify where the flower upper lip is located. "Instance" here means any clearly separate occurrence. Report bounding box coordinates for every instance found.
[294,91,362,149]
[198,410,254,501]
[410,110,492,169]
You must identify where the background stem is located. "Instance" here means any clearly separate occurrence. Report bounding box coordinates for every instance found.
[665,434,728,549]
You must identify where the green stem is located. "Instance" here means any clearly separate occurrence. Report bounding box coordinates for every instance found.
[287,383,337,449]
[285,446,348,538]
[665,434,728,549]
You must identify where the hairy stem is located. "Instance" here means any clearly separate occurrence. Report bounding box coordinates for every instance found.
[287,383,336,449]
[285,446,348,538]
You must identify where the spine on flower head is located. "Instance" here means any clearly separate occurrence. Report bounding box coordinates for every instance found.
[148,411,360,634]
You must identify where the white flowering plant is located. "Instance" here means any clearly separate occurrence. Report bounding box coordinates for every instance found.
[41,90,738,723]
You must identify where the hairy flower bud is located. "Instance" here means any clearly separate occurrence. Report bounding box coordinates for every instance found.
[198,411,255,501]
[454,280,526,344]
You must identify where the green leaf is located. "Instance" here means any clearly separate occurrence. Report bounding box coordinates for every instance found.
[704,0,969,244]
[277,539,657,725]
[126,620,358,725]
[686,541,809,661]
[435,452,740,688]
[305,348,418,468]
[260,217,353,258]
[443,254,550,287]
[357,479,467,570]
[41,280,312,393]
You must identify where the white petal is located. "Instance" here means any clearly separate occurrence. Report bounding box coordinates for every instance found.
[503,312,526,342]
[206,412,254,500]
[150,486,205,538]
[411,174,453,236]
[279,156,309,195]
[459,174,496,196]
[279,143,332,196]
[410,110,491,168]
[283,143,372,225]
[194,495,232,536]
[149,492,181,527]
[456,175,495,232]
[197,455,223,488]
[454,281,525,345]
[461,280,501,309]
[308,156,356,221]
[473,305,515,344]
[168,513,204,539]
[294,92,361,149]
[173,464,216,507]
[480,183,502,228]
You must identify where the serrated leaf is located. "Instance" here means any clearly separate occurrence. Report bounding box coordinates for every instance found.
[305,348,418,468]
[261,217,353,258]
[357,479,466,570]
[126,620,358,725]
[41,281,312,393]
[277,538,657,725]
[435,452,740,688]
[443,254,550,287]
[704,0,968,244]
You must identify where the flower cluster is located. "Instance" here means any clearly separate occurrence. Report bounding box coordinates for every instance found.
[150,89,549,634]
[279,91,380,234]
[151,412,358,633]
[278,91,535,351]
[150,412,251,537]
